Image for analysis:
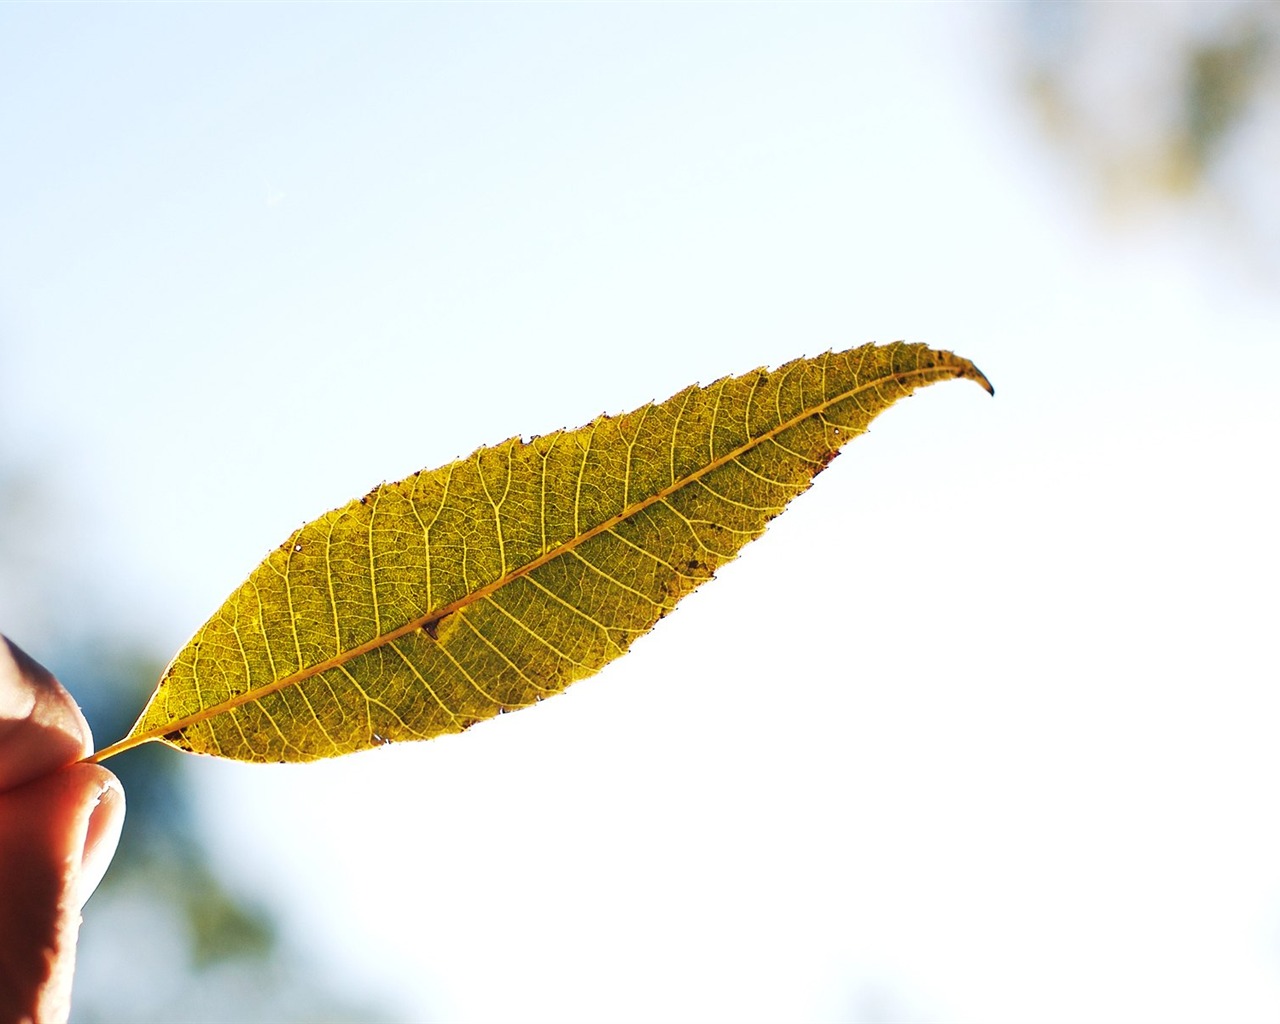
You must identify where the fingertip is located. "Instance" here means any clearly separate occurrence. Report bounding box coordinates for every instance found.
[0,637,94,791]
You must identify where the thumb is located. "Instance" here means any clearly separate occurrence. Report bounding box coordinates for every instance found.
[0,638,125,1024]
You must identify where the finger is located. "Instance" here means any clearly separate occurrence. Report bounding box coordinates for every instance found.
[0,637,94,791]
[0,762,120,1024]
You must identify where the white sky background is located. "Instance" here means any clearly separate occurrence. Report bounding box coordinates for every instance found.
[2,4,1279,1022]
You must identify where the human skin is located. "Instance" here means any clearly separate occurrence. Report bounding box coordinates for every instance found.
[0,637,124,1024]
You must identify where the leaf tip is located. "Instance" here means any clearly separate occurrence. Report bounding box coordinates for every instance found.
[959,358,994,397]
[920,346,993,396]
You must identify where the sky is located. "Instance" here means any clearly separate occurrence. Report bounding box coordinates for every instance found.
[2,4,1279,1023]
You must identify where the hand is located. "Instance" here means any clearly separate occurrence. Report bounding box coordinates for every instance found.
[0,636,124,1024]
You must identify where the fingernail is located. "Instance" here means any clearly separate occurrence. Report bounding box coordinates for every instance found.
[78,775,125,909]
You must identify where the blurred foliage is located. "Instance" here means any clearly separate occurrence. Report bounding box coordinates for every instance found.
[1018,0,1279,277]
[0,429,399,1022]
[1184,27,1269,171]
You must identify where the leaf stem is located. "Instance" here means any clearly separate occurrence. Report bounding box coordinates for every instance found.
[82,733,153,764]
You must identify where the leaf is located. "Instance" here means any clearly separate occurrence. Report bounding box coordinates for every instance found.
[92,342,992,764]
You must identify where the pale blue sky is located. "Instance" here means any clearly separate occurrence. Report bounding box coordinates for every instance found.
[3,4,1279,1022]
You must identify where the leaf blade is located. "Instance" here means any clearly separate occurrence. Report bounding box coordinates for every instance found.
[95,342,991,764]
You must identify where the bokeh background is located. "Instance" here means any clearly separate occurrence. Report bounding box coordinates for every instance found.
[3,4,1279,1022]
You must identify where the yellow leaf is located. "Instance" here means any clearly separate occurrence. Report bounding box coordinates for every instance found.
[91,342,991,764]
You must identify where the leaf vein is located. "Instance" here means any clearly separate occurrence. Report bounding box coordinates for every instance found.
[388,639,463,730]
[459,614,554,696]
